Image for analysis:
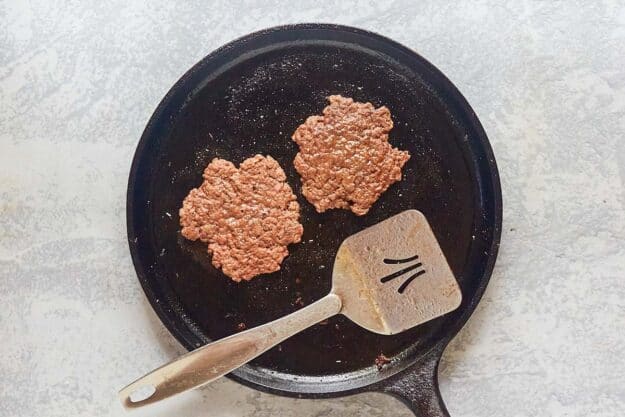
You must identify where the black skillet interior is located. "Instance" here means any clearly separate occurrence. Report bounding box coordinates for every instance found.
[127,24,501,398]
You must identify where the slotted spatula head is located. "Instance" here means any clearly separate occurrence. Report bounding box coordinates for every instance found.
[332,210,462,335]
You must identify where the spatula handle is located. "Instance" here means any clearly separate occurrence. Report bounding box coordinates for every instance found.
[119,293,342,408]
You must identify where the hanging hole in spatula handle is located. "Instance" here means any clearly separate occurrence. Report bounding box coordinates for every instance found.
[378,344,449,417]
[127,384,156,403]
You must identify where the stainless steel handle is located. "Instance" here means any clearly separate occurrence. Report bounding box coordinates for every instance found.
[119,293,342,408]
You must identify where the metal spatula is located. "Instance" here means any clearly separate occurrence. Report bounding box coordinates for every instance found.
[119,209,461,408]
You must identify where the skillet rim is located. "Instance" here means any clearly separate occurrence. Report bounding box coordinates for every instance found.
[126,23,502,398]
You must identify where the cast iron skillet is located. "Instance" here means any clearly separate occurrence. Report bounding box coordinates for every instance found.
[127,24,502,416]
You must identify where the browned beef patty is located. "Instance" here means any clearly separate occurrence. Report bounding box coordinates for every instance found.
[292,95,410,216]
[179,155,303,282]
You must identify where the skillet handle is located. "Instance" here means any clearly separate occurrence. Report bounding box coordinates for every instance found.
[119,293,342,409]
[379,344,449,417]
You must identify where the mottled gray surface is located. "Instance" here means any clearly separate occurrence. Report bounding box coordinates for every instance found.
[1,1,625,416]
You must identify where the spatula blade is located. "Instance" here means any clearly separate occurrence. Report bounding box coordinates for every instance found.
[332,210,461,335]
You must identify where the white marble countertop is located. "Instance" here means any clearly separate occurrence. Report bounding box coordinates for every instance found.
[1,1,624,416]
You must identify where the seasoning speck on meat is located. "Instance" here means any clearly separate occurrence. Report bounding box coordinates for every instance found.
[179,155,303,282]
[292,95,410,216]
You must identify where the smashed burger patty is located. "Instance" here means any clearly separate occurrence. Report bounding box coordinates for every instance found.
[179,155,303,282]
[292,95,410,216]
